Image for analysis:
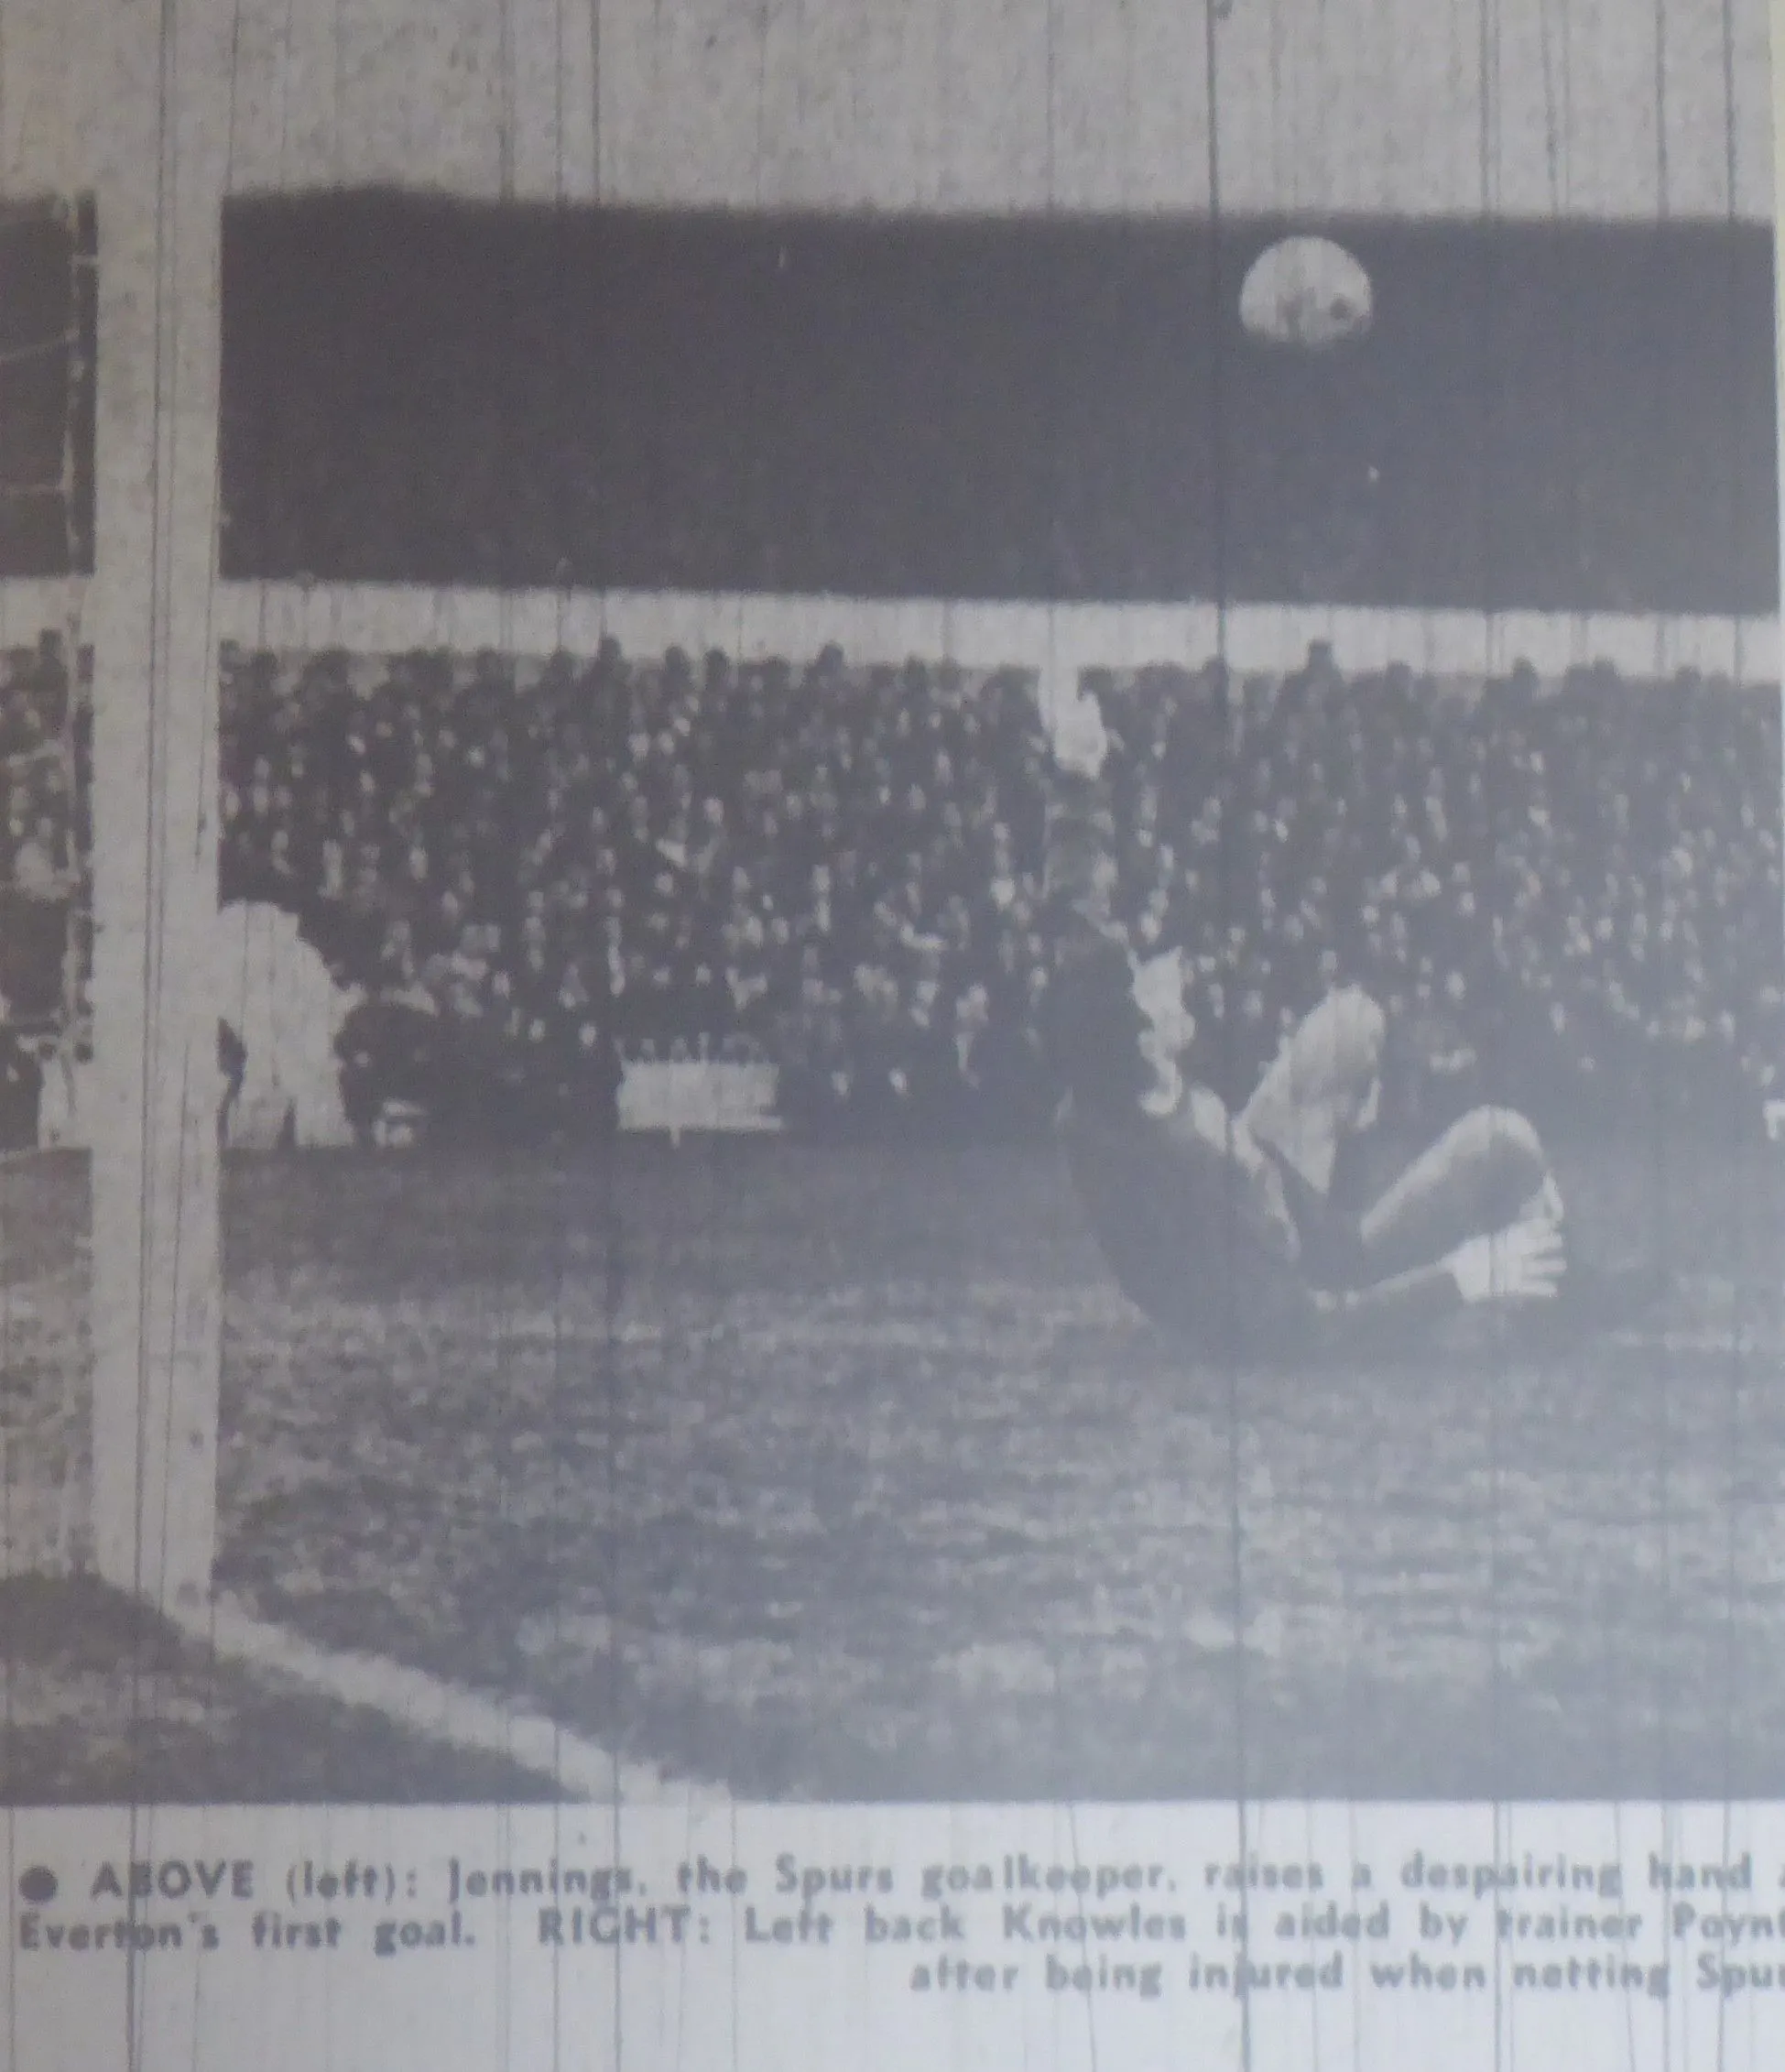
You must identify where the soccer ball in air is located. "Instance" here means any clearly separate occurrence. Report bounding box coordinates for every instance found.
[1239,235,1373,351]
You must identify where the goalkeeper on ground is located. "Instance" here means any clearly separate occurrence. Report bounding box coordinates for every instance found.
[1041,677,1570,1360]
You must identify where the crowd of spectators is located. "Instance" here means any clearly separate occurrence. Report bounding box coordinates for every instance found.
[217,638,1784,1145]
[0,632,87,1148]
[0,631,87,1029]
[1094,651,1782,1131]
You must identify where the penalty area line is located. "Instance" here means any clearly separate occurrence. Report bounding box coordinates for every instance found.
[169,1594,729,1809]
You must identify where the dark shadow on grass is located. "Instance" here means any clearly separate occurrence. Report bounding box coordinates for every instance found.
[0,1573,186,1673]
[0,1574,569,1804]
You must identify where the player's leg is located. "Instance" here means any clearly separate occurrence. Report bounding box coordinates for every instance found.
[1241,986,1388,1198]
[1356,1104,1557,1280]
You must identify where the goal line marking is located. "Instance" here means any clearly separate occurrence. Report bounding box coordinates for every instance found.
[168,1593,730,1810]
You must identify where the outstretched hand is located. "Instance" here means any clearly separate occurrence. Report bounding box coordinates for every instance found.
[1446,1207,1566,1305]
[1048,682,1110,780]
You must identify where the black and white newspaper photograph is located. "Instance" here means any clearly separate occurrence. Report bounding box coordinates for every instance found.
[5,0,1785,2065]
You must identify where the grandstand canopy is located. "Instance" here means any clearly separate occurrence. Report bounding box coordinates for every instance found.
[187,0,1778,218]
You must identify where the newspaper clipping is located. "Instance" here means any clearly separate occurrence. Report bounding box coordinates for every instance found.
[3,0,1783,2065]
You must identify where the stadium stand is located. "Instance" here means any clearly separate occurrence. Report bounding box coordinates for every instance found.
[216,640,1783,1145]
[0,632,88,1148]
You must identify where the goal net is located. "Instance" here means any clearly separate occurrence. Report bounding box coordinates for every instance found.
[0,197,98,1578]
[0,623,93,1579]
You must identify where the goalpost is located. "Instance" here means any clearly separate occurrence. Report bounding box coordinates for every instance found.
[79,0,228,1614]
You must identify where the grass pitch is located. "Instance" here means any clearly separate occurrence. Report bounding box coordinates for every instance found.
[216,1127,1785,1803]
[0,1153,556,1803]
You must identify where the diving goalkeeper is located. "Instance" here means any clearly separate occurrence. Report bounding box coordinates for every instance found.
[1042,678,1570,1360]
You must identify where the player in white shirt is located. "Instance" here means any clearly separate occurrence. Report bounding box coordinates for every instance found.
[1041,679,1569,1359]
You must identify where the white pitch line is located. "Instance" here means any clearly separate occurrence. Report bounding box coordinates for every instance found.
[170,1593,731,1810]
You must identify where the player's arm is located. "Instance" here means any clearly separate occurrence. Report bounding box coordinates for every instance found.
[1039,680,1157,1120]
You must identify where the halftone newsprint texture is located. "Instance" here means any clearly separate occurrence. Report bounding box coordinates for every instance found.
[5,0,1785,2067]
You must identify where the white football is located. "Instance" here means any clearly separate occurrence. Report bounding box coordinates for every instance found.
[1239,235,1373,350]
